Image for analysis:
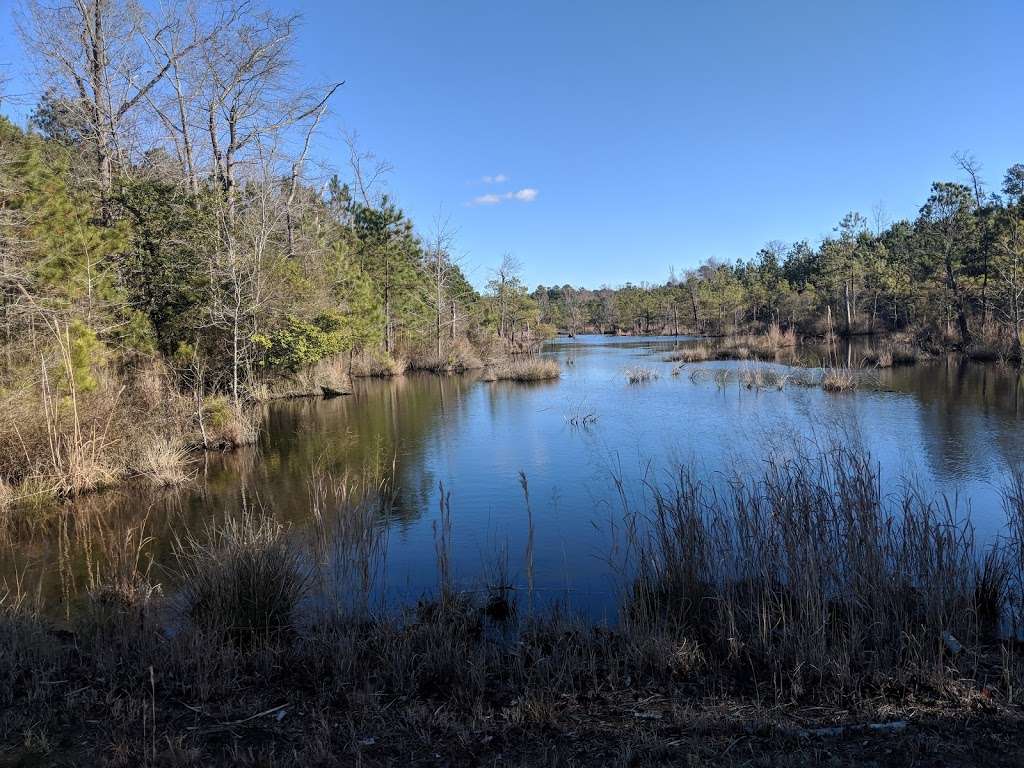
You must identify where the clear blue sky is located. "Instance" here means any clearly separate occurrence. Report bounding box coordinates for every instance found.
[2,0,1022,290]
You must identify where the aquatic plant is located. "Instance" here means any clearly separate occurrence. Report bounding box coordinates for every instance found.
[625,366,658,384]
[821,365,857,392]
[486,357,561,382]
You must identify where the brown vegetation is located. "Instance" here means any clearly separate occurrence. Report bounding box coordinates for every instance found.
[484,357,561,382]
[1,442,1022,765]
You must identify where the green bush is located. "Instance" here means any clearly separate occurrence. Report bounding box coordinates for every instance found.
[252,312,348,373]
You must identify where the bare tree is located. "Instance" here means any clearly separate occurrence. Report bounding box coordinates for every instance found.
[489,253,522,342]
[424,211,460,358]
[17,0,208,209]
[344,130,392,207]
[953,151,986,207]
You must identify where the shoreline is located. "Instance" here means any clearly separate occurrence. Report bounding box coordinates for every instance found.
[3,442,1023,765]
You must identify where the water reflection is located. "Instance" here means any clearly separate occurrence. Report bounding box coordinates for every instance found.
[4,335,1023,618]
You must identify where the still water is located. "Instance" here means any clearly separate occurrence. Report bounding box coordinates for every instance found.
[7,335,1024,618]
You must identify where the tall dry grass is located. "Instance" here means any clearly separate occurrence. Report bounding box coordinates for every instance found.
[627,443,1002,694]
[821,365,857,392]
[484,357,561,382]
[663,347,709,363]
[173,511,309,645]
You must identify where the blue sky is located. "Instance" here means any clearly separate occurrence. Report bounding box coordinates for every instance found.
[2,0,1022,290]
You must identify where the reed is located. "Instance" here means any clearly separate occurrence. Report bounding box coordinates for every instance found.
[350,351,408,377]
[487,357,561,381]
[628,443,1000,693]
[663,347,709,363]
[821,365,857,392]
[172,511,309,645]
[136,436,192,486]
[625,366,658,384]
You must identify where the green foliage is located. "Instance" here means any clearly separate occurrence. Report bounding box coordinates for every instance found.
[252,313,350,373]
[66,319,105,393]
[115,180,213,355]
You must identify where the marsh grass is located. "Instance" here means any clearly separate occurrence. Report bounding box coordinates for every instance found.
[822,365,858,392]
[625,366,658,384]
[687,364,815,390]
[200,396,259,448]
[628,443,1010,694]
[136,436,193,486]
[406,340,484,373]
[486,357,561,381]
[2,442,1024,764]
[349,351,408,377]
[864,344,918,369]
[663,347,709,363]
[173,511,309,645]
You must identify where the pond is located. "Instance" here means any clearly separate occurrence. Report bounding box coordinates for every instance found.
[6,335,1024,619]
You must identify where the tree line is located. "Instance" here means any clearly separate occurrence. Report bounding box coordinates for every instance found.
[0,0,556,411]
[536,161,1024,359]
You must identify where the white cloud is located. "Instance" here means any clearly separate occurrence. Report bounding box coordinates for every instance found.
[468,187,539,206]
[482,173,508,184]
[471,193,503,205]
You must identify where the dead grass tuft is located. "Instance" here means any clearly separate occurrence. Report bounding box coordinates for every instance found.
[487,357,561,382]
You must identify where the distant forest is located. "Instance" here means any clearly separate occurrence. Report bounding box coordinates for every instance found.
[534,168,1024,359]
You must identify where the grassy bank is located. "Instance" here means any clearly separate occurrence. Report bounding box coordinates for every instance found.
[1,442,1022,765]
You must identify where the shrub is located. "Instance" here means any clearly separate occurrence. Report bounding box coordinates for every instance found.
[252,312,349,373]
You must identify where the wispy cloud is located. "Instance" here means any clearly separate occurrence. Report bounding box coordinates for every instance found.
[481,173,508,184]
[468,187,539,206]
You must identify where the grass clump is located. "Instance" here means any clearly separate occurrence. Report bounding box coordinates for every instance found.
[663,347,709,363]
[485,357,561,382]
[821,365,857,392]
[136,436,192,486]
[625,366,659,384]
[201,396,259,448]
[173,511,309,645]
[350,351,408,377]
[864,344,918,368]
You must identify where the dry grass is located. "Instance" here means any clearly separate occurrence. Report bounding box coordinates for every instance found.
[663,347,709,363]
[252,356,353,399]
[1,442,1023,764]
[173,510,309,645]
[135,436,193,486]
[629,443,1011,694]
[736,363,791,390]
[350,351,408,377]
[200,396,259,448]
[864,344,918,369]
[486,357,561,382]
[406,340,485,373]
[821,366,857,392]
[765,321,798,349]
[625,366,659,384]
[687,365,815,390]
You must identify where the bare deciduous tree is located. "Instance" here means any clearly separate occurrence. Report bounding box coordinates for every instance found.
[17,0,208,208]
